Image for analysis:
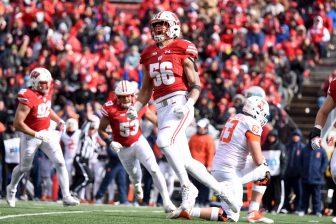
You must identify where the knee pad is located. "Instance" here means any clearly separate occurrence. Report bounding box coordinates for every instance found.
[252,185,267,194]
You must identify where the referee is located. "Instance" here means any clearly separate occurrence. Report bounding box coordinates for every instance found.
[70,116,105,198]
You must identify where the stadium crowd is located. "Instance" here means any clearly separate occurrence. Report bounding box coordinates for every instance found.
[1,0,336,219]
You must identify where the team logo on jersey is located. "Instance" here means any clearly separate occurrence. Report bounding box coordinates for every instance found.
[252,125,260,134]
[316,152,321,158]
[152,52,157,56]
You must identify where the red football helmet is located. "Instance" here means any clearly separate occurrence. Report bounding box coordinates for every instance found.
[150,11,181,43]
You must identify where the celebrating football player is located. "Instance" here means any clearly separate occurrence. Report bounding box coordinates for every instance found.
[126,10,236,212]
[98,80,176,213]
[6,67,79,207]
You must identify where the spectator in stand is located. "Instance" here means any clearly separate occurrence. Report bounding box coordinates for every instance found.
[308,15,331,59]
[262,129,287,213]
[282,130,305,214]
[300,144,328,217]
[188,118,215,206]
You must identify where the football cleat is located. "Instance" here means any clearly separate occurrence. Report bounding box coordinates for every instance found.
[6,185,16,208]
[247,210,274,223]
[63,195,80,206]
[163,201,177,213]
[166,207,191,219]
[180,183,198,210]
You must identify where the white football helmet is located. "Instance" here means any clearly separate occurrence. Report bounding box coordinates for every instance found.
[66,118,78,132]
[88,115,100,130]
[115,80,138,108]
[243,86,266,99]
[29,67,52,94]
[150,11,181,43]
[243,96,270,127]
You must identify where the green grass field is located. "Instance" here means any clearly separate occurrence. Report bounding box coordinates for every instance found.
[0,200,334,224]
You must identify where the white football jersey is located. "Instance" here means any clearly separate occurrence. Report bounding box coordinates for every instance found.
[61,130,82,161]
[212,113,262,171]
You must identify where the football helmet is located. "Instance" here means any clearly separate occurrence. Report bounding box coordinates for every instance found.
[29,67,52,94]
[66,118,78,132]
[243,86,266,99]
[114,80,138,108]
[89,115,100,130]
[150,11,181,43]
[243,96,269,127]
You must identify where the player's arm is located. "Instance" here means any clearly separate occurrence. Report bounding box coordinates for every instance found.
[310,95,336,149]
[135,67,154,111]
[184,57,201,105]
[246,131,264,165]
[315,95,336,128]
[98,116,112,145]
[144,107,158,126]
[13,103,36,137]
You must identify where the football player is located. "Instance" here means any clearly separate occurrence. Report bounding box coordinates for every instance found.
[212,96,272,222]
[126,10,236,212]
[99,80,176,213]
[168,96,273,222]
[6,67,79,207]
[61,118,81,183]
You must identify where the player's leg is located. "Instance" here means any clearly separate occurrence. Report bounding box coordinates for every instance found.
[7,133,39,207]
[168,206,229,221]
[117,147,143,201]
[331,150,336,184]
[135,136,176,212]
[156,102,196,210]
[41,139,79,206]
[212,170,243,222]
[240,159,274,223]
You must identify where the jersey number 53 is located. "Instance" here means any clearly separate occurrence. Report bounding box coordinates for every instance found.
[149,62,175,86]
[119,120,139,137]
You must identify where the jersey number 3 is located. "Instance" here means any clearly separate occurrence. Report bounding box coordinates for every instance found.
[220,119,239,143]
[149,62,175,86]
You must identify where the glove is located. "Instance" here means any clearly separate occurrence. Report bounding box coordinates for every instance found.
[56,119,65,132]
[35,130,51,143]
[309,126,322,150]
[110,141,123,153]
[254,162,271,186]
[173,99,194,120]
[126,106,137,120]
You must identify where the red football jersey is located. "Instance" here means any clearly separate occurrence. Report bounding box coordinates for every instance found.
[17,88,53,131]
[328,78,336,102]
[101,101,147,147]
[140,39,198,100]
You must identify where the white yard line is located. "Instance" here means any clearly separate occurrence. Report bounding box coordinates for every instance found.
[0,211,86,220]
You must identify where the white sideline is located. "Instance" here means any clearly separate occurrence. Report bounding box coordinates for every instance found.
[0,211,85,220]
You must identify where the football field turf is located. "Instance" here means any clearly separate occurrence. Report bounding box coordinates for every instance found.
[0,200,334,224]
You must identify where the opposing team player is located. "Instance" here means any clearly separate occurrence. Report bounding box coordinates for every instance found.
[169,96,273,222]
[99,80,176,213]
[61,118,81,183]
[6,67,79,207]
[126,10,235,211]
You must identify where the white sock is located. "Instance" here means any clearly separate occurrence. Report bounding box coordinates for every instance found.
[249,201,260,212]
[190,207,201,217]
[55,164,71,198]
[9,165,24,190]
